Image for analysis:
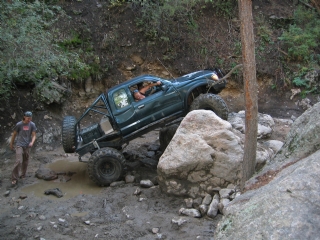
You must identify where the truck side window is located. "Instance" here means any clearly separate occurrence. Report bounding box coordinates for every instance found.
[113,89,129,109]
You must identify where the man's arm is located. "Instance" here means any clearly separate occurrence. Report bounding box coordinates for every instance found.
[29,131,36,147]
[10,131,17,150]
[139,81,161,94]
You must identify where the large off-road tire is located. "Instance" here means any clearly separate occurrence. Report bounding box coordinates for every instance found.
[189,93,229,120]
[87,147,126,186]
[62,116,77,153]
[159,124,179,152]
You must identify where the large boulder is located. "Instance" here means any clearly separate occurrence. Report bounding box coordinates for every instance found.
[267,101,320,169]
[157,110,244,198]
[215,102,320,239]
[157,110,279,198]
[215,149,320,239]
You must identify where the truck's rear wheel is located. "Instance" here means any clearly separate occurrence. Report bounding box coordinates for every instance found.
[62,116,77,153]
[190,93,229,120]
[87,147,126,186]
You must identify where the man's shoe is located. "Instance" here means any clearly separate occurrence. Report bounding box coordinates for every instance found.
[11,180,17,188]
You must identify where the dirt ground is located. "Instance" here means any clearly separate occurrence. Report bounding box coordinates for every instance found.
[0,118,291,240]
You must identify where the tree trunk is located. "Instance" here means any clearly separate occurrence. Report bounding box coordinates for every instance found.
[238,0,258,190]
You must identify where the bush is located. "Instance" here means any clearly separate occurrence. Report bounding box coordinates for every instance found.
[0,1,89,101]
[279,6,320,62]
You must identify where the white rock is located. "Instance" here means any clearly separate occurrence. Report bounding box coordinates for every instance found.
[179,208,201,218]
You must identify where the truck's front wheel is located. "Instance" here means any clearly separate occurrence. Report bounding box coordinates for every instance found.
[87,147,126,186]
[189,93,229,120]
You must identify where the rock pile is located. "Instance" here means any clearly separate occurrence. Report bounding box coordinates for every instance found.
[179,184,241,219]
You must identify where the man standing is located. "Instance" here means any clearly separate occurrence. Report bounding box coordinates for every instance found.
[10,111,37,187]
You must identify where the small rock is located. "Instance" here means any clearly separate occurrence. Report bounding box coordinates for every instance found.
[207,198,219,218]
[199,204,208,216]
[202,194,212,205]
[110,181,125,187]
[133,187,141,195]
[147,144,160,151]
[192,197,202,209]
[29,212,37,218]
[226,184,236,189]
[44,115,52,120]
[219,189,234,199]
[4,190,10,197]
[220,198,230,208]
[146,151,155,158]
[179,208,201,218]
[39,215,46,220]
[140,179,154,188]
[84,220,90,225]
[184,198,193,208]
[19,194,27,199]
[125,175,135,183]
[171,217,188,229]
[217,202,224,213]
[126,65,136,71]
[44,188,63,198]
[152,227,160,234]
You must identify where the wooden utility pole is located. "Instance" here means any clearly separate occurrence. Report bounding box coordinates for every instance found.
[238,0,258,190]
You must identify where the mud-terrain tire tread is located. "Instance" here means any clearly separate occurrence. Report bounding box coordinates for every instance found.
[87,147,126,186]
[62,116,77,153]
[189,93,229,120]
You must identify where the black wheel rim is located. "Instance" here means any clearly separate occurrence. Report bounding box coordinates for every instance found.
[99,160,116,176]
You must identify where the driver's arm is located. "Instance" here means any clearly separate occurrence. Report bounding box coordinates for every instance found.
[139,81,161,94]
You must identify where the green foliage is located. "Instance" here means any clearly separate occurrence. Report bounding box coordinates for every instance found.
[58,32,83,50]
[292,76,308,87]
[234,41,242,56]
[204,0,237,18]
[292,66,319,95]
[0,1,90,101]
[131,0,199,41]
[279,6,320,62]
[109,0,127,8]
[257,25,273,45]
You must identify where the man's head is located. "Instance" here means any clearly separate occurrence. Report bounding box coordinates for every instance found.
[24,111,32,117]
[137,82,144,89]
[133,90,145,101]
[23,111,32,122]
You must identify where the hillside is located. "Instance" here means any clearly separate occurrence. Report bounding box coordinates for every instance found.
[0,0,319,143]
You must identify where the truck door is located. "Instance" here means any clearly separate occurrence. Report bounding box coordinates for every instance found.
[133,83,183,128]
[111,88,138,135]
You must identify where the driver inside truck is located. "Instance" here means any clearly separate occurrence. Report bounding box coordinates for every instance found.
[133,81,161,101]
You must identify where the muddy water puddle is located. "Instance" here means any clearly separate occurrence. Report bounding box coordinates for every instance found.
[22,160,102,200]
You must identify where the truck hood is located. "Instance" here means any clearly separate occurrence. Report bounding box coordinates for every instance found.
[173,70,217,83]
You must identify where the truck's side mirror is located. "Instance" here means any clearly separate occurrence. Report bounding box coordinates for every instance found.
[161,85,169,92]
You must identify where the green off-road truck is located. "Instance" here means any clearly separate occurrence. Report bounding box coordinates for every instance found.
[62,68,228,186]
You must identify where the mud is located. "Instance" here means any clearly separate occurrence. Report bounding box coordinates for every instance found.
[22,160,101,200]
